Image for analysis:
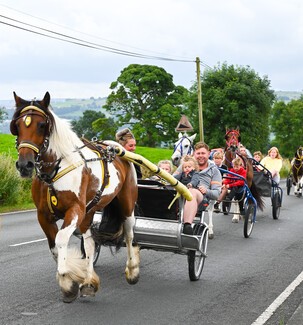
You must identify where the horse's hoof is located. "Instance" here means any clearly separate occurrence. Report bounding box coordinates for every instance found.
[80,284,96,298]
[126,274,140,285]
[61,282,79,303]
[208,233,214,240]
[232,217,239,223]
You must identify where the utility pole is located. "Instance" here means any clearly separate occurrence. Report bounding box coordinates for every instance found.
[196,57,204,142]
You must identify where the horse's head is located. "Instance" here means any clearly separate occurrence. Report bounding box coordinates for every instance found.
[225,128,241,152]
[10,92,54,178]
[171,132,196,167]
[296,146,303,160]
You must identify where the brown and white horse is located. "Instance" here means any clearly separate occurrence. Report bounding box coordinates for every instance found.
[291,146,303,196]
[10,92,140,302]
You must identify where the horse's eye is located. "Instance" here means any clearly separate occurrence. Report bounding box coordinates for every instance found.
[37,122,46,134]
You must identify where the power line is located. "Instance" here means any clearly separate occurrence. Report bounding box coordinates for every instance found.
[0,3,196,62]
[0,8,212,69]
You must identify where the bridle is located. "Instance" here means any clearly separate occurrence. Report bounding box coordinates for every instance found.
[173,136,194,157]
[225,129,241,149]
[12,105,51,158]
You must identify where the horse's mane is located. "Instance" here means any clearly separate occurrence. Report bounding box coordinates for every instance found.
[48,111,84,164]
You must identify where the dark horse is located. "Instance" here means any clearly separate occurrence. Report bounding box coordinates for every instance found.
[223,128,264,214]
[10,92,140,302]
[291,146,303,196]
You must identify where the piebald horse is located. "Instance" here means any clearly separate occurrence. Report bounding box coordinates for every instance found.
[10,92,140,302]
[291,146,303,196]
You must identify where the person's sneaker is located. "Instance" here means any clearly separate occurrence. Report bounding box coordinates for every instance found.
[183,223,193,235]
[213,202,220,213]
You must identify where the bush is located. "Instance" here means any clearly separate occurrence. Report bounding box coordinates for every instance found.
[0,154,33,208]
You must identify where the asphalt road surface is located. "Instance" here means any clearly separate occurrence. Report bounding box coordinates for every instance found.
[1,180,303,325]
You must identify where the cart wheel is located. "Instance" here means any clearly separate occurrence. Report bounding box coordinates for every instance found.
[188,225,208,281]
[81,237,101,266]
[286,176,292,195]
[243,202,255,238]
[222,201,231,215]
[272,191,281,220]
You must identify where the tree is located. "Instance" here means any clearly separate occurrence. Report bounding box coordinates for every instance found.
[270,98,303,158]
[188,62,276,152]
[71,110,117,140]
[0,106,7,124]
[103,64,191,147]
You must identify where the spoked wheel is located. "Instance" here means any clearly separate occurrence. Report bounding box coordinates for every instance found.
[188,224,208,281]
[222,201,231,215]
[80,238,101,266]
[272,191,281,220]
[243,202,256,238]
[286,176,292,195]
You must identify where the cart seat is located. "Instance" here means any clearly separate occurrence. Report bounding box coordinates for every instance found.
[136,179,179,220]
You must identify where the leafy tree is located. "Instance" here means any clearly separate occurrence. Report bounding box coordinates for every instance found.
[0,106,7,124]
[103,64,191,147]
[71,110,117,140]
[188,62,276,152]
[270,99,303,158]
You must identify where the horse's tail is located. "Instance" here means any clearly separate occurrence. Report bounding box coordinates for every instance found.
[91,198,124,252]
[249,181,265,211]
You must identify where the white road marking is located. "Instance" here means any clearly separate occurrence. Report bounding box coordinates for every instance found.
[10,238,47,247]
[251,270,303,324]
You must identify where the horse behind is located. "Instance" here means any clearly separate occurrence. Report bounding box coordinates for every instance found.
[10,92,140,302]
[223,128,264,221]
[171,132,196,167]
[291,146,303,196]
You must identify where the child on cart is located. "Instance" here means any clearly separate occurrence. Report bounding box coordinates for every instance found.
[173,155,198,186]
[214,157,247,219]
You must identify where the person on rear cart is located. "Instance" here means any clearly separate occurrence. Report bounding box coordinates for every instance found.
[214,157,247,218]
[260,147,283,184]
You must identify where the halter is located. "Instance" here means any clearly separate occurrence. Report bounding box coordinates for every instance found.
[225,129,241,149]
[13,105,51,157]
[173,135,194,157]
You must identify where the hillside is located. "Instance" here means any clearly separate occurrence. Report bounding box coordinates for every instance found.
[1,90,302,134]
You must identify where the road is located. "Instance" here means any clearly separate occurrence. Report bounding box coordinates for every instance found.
[1,180,303,325]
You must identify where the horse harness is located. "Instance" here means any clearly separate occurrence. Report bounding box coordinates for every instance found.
[292,147,303,174]
[11,104,115,217]
[173,135,194,156]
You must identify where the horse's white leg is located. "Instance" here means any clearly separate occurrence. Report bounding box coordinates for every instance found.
[80,229,100,297]
[232,200,239,223]
[55,217,84,302]
[207,201,214,239]
[124,214,140,284]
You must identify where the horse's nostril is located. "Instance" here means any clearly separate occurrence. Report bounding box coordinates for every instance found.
[27,161,34,170]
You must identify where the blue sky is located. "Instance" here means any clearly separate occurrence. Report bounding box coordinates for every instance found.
[0,0,302,100]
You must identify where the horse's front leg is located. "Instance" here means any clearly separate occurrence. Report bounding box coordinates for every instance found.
[124,214,140,284]
[55,216,81,302]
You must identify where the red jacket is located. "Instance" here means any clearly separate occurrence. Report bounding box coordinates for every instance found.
[223,167,246,188]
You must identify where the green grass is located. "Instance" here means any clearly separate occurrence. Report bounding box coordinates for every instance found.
[0,134,18,160]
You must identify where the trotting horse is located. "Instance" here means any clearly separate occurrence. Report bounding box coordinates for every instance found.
[10,92,140,302]
[171,132,196,167]
[291,146,303,196]
[223,128,264,222]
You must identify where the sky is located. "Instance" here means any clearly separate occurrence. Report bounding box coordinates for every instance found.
[0,0,303,102]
